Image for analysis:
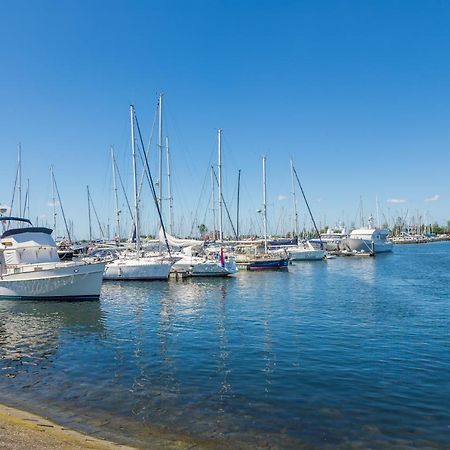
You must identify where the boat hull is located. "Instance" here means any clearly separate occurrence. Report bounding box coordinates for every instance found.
[0,262,105,299]
[173,260,238,277]
[341,238,393,254]
[288,249,326,261]
[246,259,289,271]
[104,259,172,280]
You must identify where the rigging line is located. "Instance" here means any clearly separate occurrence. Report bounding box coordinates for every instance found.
[51,169,72,243]
[8,164,19,228]
[183,144,215,237]
[212,167,238,239]
[188,162,211,237]
[138,100,159,199]
[88,190,106,239]
[113,158,134,223]
[134,112,171,257]
[292,165,322,245]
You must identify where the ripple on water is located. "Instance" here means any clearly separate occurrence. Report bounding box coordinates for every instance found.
[0,243,450,448]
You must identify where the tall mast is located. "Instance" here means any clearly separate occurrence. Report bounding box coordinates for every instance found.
[87,185,92,242]
[210,166,216,240]
[157,93,164,218]
[236,169,241,240]
[18,144,22,223]
[130,105,140,254]
[262,155,268,253]
[166,136,174,235]
[290,158,299,238]
[50,165,57,234]
[111,146,121,241]
[218,128,223,242]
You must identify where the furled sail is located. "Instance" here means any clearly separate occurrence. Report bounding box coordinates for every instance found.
[158,228,204,249]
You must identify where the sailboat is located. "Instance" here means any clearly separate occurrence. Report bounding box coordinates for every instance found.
[103,105,173,281]
[159,229,238,277]
[284,159,326,261]
[235,156,288,271]
[0,217,105,299]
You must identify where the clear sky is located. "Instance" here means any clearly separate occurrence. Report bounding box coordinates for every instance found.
[1,0,450,239]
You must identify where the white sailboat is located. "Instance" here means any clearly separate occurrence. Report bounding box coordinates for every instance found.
[158,228,238,277]
[103,104,173,281]
[0,217,104,299]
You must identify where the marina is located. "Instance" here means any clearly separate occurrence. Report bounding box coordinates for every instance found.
[2,2,450,448]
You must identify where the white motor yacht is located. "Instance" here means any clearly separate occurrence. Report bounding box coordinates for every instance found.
[341,218,393,254]
[0,218,105,299]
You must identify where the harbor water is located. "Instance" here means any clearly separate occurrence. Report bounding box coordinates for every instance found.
[0,243,449,448]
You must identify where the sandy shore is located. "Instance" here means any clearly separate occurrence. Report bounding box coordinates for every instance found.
[0,403,134,450]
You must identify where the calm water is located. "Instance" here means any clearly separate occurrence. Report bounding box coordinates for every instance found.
[0,243,449,448]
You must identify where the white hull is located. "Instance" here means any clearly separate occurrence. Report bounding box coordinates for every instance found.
[288,249,326,261]
[341,238,393,254]
[173,258,238,277]
[104,258,172,280]
[0,262,105,299]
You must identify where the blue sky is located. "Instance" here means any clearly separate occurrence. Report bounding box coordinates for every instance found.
[1,1,450,238]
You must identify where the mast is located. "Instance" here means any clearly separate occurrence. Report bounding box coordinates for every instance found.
[166,136,174,235]
[26,178,30,219]
[157,93,164,217]
[236,169,241,240]
[111,146,121,241]
[218,128,223,242]
[290,159,299,238]
[18,144,22,224]
[262,155,268,253]
[50,165,57,234]
[87,185,92,242]
[376,195,380,228]
[130,105,141,254]
[52,169,72,243]
[210,166,216,240]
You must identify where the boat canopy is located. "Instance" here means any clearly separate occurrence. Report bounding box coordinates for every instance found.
[0,216,33,225]
[1,228,59,265]
[2,227,53,239]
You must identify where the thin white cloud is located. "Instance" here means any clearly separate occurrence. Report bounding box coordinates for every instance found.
[277,194,286,201]
[387,198,406,204]
[425,194,439,202]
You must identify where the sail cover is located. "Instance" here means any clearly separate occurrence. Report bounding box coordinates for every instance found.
[158,228,204,249]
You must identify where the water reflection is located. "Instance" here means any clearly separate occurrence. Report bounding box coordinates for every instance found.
[0,247,449,448]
